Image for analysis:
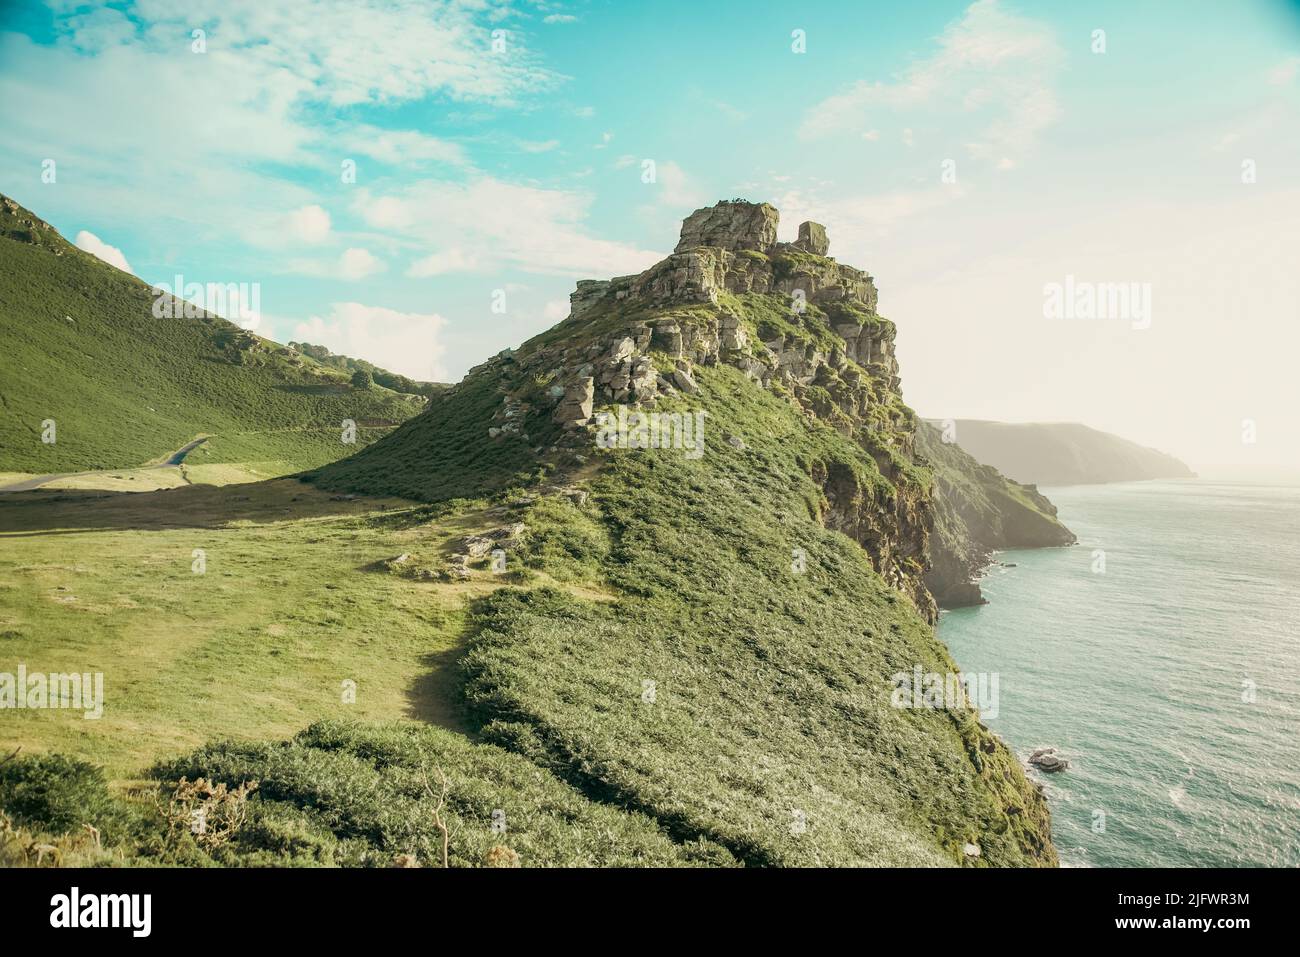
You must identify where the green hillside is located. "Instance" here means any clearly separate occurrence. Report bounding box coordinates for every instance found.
[296,201,1060,865]
[0,194,424,474]
[0,199,1061,868]
[915,422,1076,607]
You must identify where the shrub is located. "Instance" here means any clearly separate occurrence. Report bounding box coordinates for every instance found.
[0,753,118,834]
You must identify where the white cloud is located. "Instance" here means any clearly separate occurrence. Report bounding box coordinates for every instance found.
[801,0,1061,164]
[543,298,570,320]
[653,161,705,210]
[1268,56,1300,86]
[284,205,332,243]
[74,230,133,273]
[408,248,481,277]
[287,248,386,280]
[355,177,662,277]
[0,1,558,271]
[338,247,384,280]
[292,302,447,382]
[344,126,469,166]
[544,14,577,24]
[519,138,561,153]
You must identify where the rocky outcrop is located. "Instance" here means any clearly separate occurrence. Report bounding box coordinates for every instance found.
[793,220,829,256]
[510,201,939,619]
[388,199,1073,622]
[675,199,779,253]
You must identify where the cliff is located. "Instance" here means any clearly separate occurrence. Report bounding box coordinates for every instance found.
[302,201,1066,867]
[916,422,1076,607]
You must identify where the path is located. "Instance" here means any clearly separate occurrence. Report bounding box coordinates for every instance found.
[0,437,210,493]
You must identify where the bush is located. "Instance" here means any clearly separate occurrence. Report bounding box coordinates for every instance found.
[351,368,374,390]
[0,753,123,836]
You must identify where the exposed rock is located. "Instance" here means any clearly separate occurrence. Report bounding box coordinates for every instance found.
[569,279,610,318]
[552,377,594,428]
[793,221,830,256]
[671,367,699,395]
[1028,747,1069,772]
[675,199,779,253]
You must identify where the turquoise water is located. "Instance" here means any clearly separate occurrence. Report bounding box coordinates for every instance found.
[938,480,1300,867]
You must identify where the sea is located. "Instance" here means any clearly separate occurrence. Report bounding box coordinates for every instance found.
[938,479,1300,868]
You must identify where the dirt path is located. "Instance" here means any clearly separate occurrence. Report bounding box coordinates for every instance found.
[0,437,210,493]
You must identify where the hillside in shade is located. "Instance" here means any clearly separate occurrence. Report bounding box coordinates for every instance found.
[931,419,1196,487]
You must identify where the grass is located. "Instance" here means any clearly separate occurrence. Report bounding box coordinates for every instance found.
[456,364,1055,866]
[0,195,1061,867]
[0,194,423,474]
[0,479,475,774]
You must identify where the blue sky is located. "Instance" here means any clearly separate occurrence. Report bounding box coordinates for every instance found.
[2,0,1299,469]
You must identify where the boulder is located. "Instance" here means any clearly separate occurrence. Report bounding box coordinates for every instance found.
[793,221,830,256]
[1028,747,1069,772]
[552,376,594,428]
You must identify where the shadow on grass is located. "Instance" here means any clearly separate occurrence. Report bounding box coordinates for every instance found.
[0,477,419,535]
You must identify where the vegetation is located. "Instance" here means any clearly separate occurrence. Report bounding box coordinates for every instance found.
[0,194,425,475]
[0,194,1059,867]
[292,341,445,398]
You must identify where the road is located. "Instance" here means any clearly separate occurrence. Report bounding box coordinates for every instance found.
[0,437,209,493]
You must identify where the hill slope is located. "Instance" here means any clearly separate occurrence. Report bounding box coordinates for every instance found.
[0,193,424,474]
[934,419,1195,486]
[298,200,1061,865]
[916,422,1076,607]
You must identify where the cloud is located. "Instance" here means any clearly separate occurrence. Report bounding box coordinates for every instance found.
[292,302,447,382]
[800,0,1061,164]
[356,177,662,277]
[519,138,561,153]
[0,1,559,269]
[1268,56,1300,86]
[544,14,577,24]
[284,205,332,243]
[343,126,469,167]
[408,248,481,277]
[74,230,133,273]
[769,182,966,255]
[543,298,570,320]
[338,247,384,280]
[653,161,705,210]
[287,248,386,280]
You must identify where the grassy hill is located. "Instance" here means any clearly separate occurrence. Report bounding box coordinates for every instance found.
[0,193,424,475]
[0,199,1061,867]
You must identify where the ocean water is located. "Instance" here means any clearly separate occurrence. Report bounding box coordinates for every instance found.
[938,480,1300,868]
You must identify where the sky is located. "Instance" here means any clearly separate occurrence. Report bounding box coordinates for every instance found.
[1,0,1298,472]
